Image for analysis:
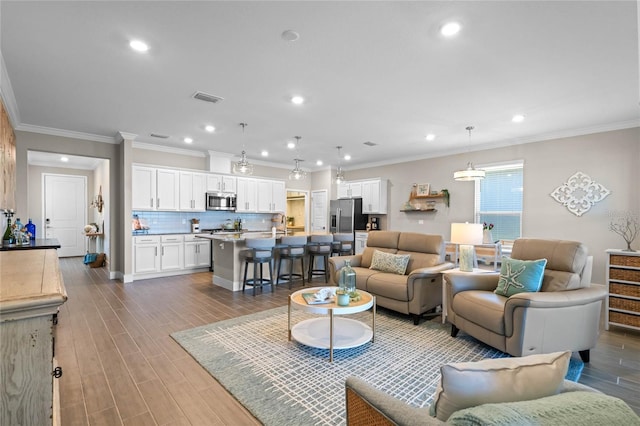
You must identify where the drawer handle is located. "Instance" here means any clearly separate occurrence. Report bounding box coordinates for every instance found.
[52,366,63,379]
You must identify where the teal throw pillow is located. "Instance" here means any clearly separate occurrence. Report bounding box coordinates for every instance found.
[369,250,411,275]
[495,257,547,297]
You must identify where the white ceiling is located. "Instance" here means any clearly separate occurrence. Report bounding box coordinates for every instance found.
[2,1,639,172]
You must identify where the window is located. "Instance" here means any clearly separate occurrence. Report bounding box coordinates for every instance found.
[474,161,523,241]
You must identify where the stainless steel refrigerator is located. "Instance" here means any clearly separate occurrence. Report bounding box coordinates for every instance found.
[330,198,368,234]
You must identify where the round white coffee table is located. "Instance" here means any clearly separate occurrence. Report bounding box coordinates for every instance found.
[288,287,376,362]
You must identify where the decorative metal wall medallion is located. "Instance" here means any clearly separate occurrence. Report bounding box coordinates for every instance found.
[550,172,610,216]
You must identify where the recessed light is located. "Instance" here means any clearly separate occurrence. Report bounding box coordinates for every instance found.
[512,114,525,123]
[344,154,351,161]
[287,141,296,149]
[440,22,461,37]
[205,125,215,132]
[316,160,323,166]
[426,133,436,141]
[184,137,193,144]
[60,156,69,162]
[281,30,300,42]
[129,39,149,52]
[291,95,304,105]
[261,150,269,157]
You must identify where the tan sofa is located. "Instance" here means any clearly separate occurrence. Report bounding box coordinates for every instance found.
[328,231,454,324]
[445,238,607,362]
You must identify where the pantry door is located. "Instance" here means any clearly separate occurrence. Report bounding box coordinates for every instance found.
[311,190,328,233]
[43,174,87,257]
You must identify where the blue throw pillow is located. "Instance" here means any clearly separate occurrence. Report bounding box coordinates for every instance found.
[495,257,547,297]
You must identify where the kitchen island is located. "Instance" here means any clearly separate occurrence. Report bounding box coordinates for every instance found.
[0,238,61,251]
[196,231,285,291]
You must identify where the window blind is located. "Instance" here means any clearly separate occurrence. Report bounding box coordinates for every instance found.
[474,162,523,241]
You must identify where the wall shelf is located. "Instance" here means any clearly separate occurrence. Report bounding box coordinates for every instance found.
[400,209,438,212]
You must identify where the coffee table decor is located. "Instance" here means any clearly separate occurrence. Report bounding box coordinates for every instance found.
[171,306,584,426]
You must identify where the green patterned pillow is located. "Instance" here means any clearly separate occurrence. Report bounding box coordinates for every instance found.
[369,250,411,275]
[495,257,547,297]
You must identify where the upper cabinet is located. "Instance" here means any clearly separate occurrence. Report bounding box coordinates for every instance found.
[179,171,206,211]
[206,174,236,193]
[132,166,179,211]
[337,181,362,199]
[361,179,388,214]
[257,179,286,213]
[236,177,258,212]
[337,178,388,214]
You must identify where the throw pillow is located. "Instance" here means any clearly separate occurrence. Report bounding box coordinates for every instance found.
[369,250,411,275]
[429,351,571,422]
[494,257,547,297]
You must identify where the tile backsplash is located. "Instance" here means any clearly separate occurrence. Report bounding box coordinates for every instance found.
[132,210,282,234]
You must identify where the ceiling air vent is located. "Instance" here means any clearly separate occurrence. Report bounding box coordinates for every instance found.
[150,133,170,139]
[192,91,224,104]
[363,141,377,147]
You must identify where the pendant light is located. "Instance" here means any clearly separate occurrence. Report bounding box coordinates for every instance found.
[453,126,485,181]
[334,146,346,184]
[288,136,307,181]
[232,123,254,175]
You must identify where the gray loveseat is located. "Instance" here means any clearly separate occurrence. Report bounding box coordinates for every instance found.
[328,231,454,324]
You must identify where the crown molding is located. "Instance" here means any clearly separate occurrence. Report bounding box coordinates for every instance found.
[15,123,117,143]
[0,51,21,128]
[133,141,206,157]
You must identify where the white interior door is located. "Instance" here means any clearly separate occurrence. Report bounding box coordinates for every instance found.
[311,190,328,234]
[44,174,87,257]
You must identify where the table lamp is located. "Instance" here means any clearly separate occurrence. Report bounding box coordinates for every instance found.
[451,223,483,272]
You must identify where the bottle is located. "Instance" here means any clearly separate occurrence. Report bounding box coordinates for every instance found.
[14,218,23,245]
[2,217,13,244]
[271,226,276,238]
[26,218,36,240]
[339,259,356,293]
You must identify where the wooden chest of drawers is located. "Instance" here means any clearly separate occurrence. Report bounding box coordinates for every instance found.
[606,249,640,330]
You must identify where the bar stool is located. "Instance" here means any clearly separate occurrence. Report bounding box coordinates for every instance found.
[241,238,276,296]
[331,233,354,256]
[307,234,333,283]
[275,235,307,289]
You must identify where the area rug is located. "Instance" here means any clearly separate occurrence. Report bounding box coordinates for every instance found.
[171,307,583,426]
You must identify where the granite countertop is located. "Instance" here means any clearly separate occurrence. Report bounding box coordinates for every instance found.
[0,238,62,251]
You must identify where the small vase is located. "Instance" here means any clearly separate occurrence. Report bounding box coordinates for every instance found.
[483,230,494,244]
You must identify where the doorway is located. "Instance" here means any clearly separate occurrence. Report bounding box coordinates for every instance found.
[286,190,308,235]
[310,190,328,234]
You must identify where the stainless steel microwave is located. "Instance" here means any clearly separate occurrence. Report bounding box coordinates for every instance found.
[206,192,237,211]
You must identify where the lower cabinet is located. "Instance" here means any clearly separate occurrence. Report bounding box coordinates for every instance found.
[133,234,210,279]
[184,235,211,269]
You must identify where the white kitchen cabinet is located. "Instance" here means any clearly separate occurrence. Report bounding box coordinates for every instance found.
[206,174,236,193]
[132,165,156,210]
[257,179,286,213]
[160,235,184,271]
[184,235,211,269]
[355,232,368,255]
[337,181,362,199]
[362,178,388,214]
[133,235,160,274]
[179,171,207,211]
[236,177,258,212]
[155,169,180,210]
[132,165,179,211]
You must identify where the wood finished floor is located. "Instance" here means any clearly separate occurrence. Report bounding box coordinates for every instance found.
[57,258,640,425]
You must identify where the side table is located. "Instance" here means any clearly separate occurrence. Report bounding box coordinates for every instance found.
[440,268,500,324]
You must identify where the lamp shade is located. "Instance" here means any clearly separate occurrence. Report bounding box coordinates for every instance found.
[450,223,483,245]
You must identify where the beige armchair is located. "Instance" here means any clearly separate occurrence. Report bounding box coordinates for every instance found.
[444,239,606,362]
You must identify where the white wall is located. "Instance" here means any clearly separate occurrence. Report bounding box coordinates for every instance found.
[340,127,640,284]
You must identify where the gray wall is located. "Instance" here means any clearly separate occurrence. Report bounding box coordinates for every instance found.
[15,131,122,274]
[341,127,640,284]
